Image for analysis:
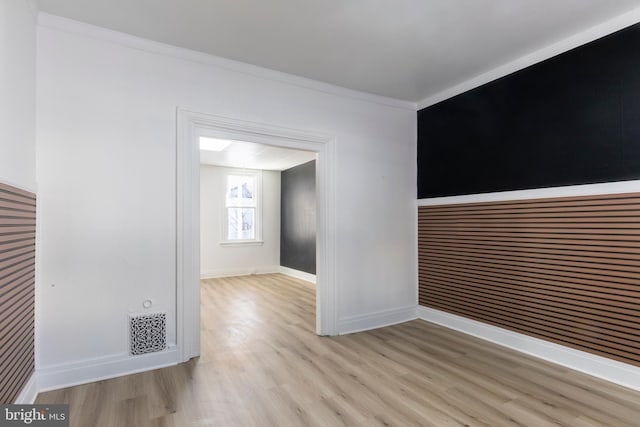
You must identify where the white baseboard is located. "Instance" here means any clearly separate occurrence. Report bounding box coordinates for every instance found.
[417,306,640,392]
[200,265,279,279]
[37,347,180,393]
[338,305,416,335]
[14,373,38,404]
[278,266,316,284]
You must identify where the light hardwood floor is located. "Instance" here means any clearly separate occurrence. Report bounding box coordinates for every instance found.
[37,274,640,426]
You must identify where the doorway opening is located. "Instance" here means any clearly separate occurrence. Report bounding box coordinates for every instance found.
[199,137,316,280]
[176,109,336,362]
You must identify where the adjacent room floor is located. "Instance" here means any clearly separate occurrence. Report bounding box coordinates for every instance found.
[37,273,640,426]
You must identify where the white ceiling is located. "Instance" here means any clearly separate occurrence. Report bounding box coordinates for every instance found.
[200,140,316,171]
[36,0,640,102]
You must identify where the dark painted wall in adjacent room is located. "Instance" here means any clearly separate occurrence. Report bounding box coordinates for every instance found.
[280,160,316,274]
[417,23,640,198]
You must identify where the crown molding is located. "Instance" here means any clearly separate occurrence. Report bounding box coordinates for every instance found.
[36,13,416,112]
[417,6,640,110]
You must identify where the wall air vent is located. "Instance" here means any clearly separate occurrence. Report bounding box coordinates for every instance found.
[129,312,166,355]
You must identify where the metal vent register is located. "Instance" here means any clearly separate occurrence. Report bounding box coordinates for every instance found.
[129,313,166,355]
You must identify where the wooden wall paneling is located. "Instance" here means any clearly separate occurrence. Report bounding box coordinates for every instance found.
[418,192,640,367]
[0,182,36,403]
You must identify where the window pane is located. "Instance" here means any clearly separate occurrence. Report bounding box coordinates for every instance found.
[227,175,255,207]
[227,208,255,240]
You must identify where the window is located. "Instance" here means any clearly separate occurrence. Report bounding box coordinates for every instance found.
[224,172,261,242]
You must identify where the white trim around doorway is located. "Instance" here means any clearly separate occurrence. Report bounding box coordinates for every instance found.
[176,108,337,362]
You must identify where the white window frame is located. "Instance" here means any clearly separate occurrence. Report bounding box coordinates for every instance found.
[220,168,263,246]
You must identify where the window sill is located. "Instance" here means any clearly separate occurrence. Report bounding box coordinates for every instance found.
[219,240,264,247]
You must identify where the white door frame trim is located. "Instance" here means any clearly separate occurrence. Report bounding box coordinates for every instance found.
[176,108,337,361]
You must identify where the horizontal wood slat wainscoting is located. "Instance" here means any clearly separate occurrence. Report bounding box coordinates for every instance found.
[0,182,36,403]
[418,192,640,367]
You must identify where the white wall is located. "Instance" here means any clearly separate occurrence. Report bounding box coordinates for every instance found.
[36,16,416,382]
[200,165,280,278]
[0,0,37,191]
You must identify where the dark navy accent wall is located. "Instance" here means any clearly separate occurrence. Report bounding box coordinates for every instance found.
[280,160,316,274]
[417,23,640,198]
